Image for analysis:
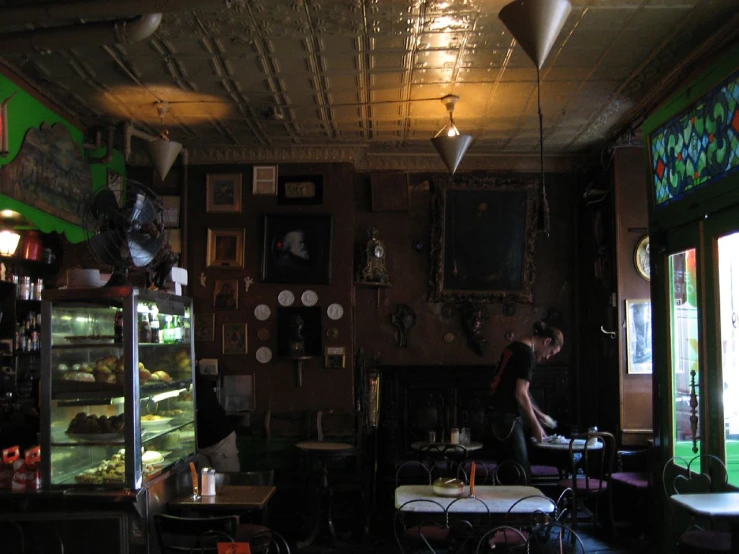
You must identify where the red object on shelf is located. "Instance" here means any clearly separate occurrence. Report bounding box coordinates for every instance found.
[22,231,43,261]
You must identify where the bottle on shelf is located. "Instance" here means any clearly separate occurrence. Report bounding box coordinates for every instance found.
[138,312,152,343]
[114,310,124,343]
[150,311,160,344]
[163,315,174,344]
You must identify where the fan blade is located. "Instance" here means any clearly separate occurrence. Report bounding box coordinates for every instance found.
[88,230,125,267]
[127,194,165,268]
[128,233,165,268]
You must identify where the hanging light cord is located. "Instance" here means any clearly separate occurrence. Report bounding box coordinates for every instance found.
[537,67,550,238]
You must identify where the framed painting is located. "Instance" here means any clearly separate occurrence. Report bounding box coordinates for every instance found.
[206,173,242,213]
[207,228,245,268]
[261,214,333,284]
[222,323,248,355]
[222,374,255,412]
[429,176,538,303]
[625,299,653,374]
[162,196,180,228]
[194,313,215,342]
[213,279,239,310]
[277,175,323,205]
[253,165,278,195]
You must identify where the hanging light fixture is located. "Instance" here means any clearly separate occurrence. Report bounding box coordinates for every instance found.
[0,209,21,256]
[430,94,474,175]
[0,229,20,256]
[147,101,182,181]
[499,0,572,237]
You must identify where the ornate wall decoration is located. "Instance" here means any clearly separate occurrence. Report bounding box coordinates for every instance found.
[0,123,93,226]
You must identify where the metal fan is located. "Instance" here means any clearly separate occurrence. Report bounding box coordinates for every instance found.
[85,180,166,287]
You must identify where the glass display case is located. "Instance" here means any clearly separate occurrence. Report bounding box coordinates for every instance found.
[40,287,196,490]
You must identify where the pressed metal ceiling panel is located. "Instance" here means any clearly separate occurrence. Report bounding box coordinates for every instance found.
[0,0,734,162]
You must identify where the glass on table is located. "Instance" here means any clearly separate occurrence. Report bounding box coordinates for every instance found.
[427,430,437,444]
[450,427,460,444]
[460,427,471,445]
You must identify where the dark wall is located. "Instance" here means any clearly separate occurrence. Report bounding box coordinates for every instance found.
[130,164,579,433]
[353,172,576,380]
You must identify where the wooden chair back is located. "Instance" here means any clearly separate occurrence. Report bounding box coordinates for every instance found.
[153,514,238,554]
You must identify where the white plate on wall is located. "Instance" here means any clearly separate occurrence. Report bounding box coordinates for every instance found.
[278,290,295,307]
[254,304,272,321]
[256,346,272,364]
[301,290,318,306]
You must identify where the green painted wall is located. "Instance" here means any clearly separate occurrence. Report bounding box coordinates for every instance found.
[0,71,125,243]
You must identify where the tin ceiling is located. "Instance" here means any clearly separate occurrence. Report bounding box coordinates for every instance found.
[0,0,737,170]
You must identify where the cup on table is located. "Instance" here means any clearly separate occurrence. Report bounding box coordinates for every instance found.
[450,427,460,444]
[460,427,471,445]
[427,430,437,443]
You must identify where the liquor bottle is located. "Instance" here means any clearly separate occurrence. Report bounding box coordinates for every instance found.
[163,315,174,344]
[173,316,183,343]
[114,310,124,343]
[138,313,152,343]
[150,314,160,343]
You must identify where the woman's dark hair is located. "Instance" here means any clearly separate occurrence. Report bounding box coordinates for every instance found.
[533,321,564,347]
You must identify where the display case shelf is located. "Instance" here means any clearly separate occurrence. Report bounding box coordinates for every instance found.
[41,287,196,491]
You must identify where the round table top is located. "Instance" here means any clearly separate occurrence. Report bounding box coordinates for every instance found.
[532,437,603,451]
[295,441,356,452]
[411,441,483,452]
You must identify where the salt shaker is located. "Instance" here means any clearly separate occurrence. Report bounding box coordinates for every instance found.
[450,427,460,444]
[201,467,216,496]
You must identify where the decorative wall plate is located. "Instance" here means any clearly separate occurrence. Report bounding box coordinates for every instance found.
[326,327,339,340]
[256,346,272,364]
[327,303,344,320]
[301,290,318,306]
[277,290,295,307]
[254,304,271,321]
[634,235,650,281]
[257,327,270,341]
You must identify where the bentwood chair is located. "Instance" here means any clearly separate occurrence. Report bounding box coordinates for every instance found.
[556,431,617,536]
[662,454,732,553]
[394,499,449,554]
[154,514,238,554]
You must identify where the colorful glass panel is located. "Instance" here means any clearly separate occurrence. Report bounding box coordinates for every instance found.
[649,71,739,207]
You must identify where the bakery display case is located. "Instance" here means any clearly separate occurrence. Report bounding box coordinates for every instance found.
[40,286,196,490]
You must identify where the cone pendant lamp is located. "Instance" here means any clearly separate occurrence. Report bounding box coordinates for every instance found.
[498,0,571,70]
[148,137,182,181]
[499,0,571,237]
[431,95,474,174]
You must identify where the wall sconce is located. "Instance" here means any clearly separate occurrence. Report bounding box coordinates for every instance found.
[430,94,474,175]
[499,0,572,237]
[0,230,21,256]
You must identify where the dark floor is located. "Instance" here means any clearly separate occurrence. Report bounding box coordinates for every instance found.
[295,525,651,554]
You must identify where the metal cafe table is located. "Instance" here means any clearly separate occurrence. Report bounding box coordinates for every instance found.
[294,440,358,549]
[169,485,276,513]
[670,492,739,548]
[531,436,603,476]
[395,485,551,514]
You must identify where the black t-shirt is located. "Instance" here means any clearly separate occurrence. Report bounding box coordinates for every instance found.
[195,373,233,449]
[489,341,535,415]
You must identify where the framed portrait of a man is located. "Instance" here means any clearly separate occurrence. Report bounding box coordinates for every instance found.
[207,228,245,268]
[261,214,333,284]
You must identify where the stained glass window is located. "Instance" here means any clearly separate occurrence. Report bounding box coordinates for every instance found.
[649,71,739,207]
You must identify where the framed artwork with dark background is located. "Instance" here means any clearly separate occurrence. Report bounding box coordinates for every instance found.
[261,214,333,284]
[429,176,538,304]
[277,307,322,357]
[206,173,242,213]
[207,228,245,268]
[277,175,323,205]
[194,313,215,342]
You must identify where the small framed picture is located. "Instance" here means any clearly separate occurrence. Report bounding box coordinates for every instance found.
[324,346,346,369]
[222,323,248,355]
[625,299,652,374]
[222,374,255,412]
[278,175,323,205]
[207,228,245,268]
[162,196,181,227]
[253,165,278,195]
[206,173,242,213]
[194,313,215,342]
[214,279,239,310]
